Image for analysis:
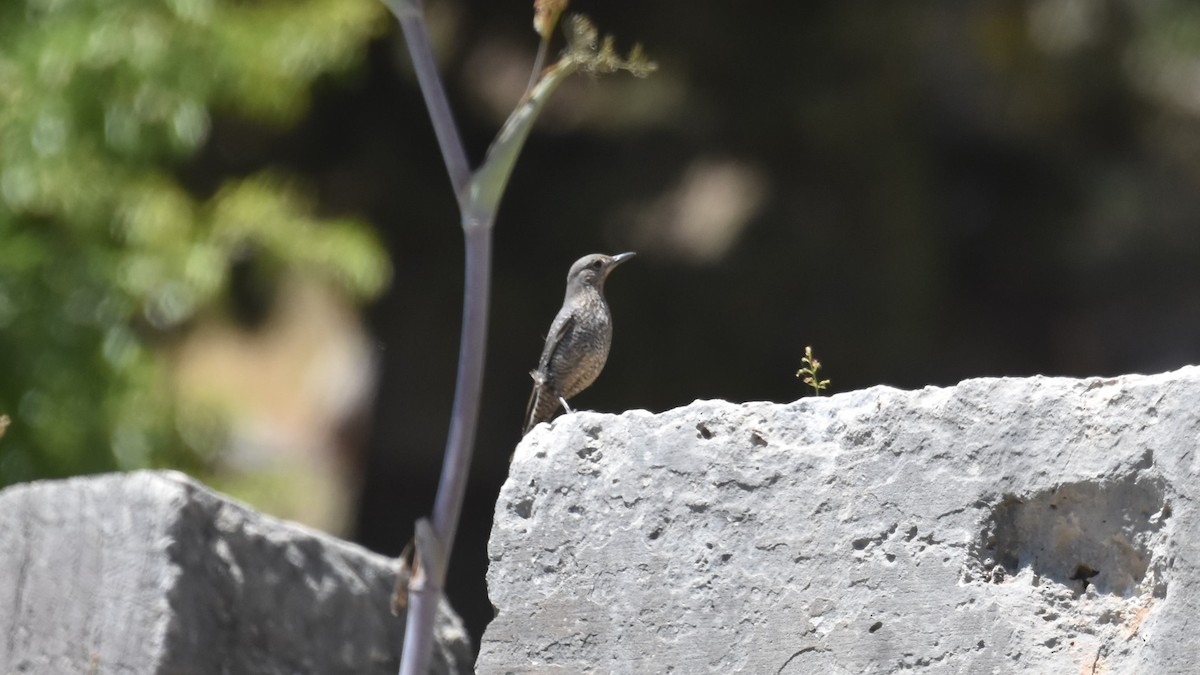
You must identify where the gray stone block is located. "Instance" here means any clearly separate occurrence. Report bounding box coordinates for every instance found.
[0,471,471,675]
[481,367,1200,673]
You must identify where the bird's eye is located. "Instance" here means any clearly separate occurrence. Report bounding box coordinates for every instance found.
[590,260,603,269]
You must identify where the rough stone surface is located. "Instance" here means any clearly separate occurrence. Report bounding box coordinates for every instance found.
[481,367,1200,674]
[0,470,471,675]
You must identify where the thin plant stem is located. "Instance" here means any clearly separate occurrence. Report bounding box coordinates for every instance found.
[431,217,491,560]
[391,1,471,203]
[524,36,550,98]
[399,218,493,675]
[383,2,487,673]
[397,560,440,675]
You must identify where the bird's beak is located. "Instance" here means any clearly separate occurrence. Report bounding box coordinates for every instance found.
[610,252,636,267]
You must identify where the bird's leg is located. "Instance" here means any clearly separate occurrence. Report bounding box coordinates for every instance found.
[559,397,573,413]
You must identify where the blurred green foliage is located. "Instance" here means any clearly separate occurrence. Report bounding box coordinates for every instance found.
[0,0,389,486]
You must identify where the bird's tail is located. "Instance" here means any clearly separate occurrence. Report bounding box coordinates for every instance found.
[523,370,561,436]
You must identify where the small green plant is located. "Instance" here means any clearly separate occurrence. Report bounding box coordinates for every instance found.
[797,346,830,395]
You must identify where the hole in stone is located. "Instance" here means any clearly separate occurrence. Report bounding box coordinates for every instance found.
[966,476,1169,596]
[750,431,767,448]
[511,497,534,519]
[648,527,663,541]
[868,621,883,633]
[1069,563,1100,591]
[696,423,713,440]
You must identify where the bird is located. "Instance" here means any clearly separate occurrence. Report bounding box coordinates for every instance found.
[523,252,635,435]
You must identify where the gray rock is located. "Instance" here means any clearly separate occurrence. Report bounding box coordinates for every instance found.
[481,367,1200,674]
[0,470,471,675]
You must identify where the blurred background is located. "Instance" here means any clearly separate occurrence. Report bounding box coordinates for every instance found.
[4,0,1200,659]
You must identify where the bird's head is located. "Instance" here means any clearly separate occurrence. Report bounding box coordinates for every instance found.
[566,252,635,292]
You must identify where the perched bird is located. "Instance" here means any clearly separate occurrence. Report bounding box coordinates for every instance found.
[523,252,635,435]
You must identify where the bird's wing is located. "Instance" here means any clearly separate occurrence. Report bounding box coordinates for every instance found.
[538,311,576,372]
[524,312,575,435]
[523,372,542,435]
